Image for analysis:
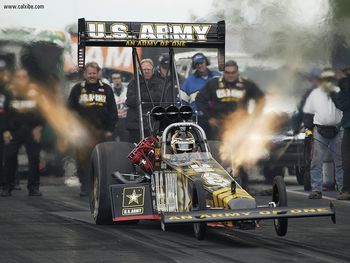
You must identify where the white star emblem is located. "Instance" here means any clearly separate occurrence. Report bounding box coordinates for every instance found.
[126,189,142,205]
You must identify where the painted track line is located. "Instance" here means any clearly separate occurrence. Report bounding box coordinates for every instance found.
[287,188,350,206]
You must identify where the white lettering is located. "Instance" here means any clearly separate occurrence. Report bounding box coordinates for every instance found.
[140,24,157,40]
[156,24,170,39]
[110,23,128,39]
[87,22,105,38]
[172,25,194,40]
[193,25,211,40]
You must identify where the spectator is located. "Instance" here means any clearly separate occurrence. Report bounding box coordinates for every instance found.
[68,62,117,196]
[111,72,129,142]
[155,55,184,106]
[181,53,220,135]
[125,58,162,143]
[292,67,322,134]
[1,68,44,197]
[331,67,350,200]
[196,60,265,140]
[303,69,343,199]
[0,60,12,191]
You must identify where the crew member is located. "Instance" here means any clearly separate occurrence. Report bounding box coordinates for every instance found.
[126,58,162,143]
[196,60,265,140]
[2,68,44,197]
[181,53,220,135]
[111,72,129,142]
[68,62,117,196]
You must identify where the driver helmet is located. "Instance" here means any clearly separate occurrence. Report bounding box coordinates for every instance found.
[171,130,196,153]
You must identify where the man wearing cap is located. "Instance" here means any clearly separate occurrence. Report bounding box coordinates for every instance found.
[111,72,129,142]
[181,53,220,135]
[303,68,343,199]
[331,67,350,200]
[156,55,184,105]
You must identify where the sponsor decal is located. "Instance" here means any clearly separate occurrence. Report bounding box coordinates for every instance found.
[11,100,37,112]
[167,208,331,221]
[216,88,246,101]
[86,22,211,47]
[190,164,214,172]
[201,172,231,187]
[122,186,145,207]
[122,207,143,216]
[79,93,107,106]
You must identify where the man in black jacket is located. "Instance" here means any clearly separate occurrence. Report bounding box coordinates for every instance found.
[68,62,117,196]
[0,60,12,192]
[331,67,350,200]
[196,60,265,140]
[126,58,162,143]
[1,68,45,197]
[155,56,184,106]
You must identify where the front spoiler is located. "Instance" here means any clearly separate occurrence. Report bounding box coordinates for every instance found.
[162,203,335,224]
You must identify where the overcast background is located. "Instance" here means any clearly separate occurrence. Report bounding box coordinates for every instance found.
[0,0,214,30]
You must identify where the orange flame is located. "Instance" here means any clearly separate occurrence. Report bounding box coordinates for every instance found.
[219,99,286,171]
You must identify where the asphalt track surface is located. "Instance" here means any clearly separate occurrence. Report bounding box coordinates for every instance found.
[0,176,349,263]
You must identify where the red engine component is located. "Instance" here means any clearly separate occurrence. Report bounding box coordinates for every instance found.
[128,136,159,174]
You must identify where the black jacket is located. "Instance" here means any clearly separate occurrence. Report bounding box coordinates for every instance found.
[68,80,117,133]
[331,76,350,129]
[155,70,184,106]
[0,84,12,132]
[126,75,163,130]
[196,76,265,119]
[5,92,44,138]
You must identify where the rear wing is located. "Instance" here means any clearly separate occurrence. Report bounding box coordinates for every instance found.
[77,18,225,70]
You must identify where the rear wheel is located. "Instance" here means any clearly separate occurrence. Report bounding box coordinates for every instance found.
[89,142,134,225]
[192,179,207,240]
[272,176,288,236]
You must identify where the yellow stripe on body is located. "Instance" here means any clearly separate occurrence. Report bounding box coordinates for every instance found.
[235,188,254,200]
[223,195,235,209]
[213,187,230,207]
[213,187,254,208]
[218,190,234,207]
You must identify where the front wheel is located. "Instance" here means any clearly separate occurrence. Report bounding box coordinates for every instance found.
[272,176,288,236]
[192,179,207,240]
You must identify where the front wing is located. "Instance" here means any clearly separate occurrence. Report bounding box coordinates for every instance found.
[162,203,335,224]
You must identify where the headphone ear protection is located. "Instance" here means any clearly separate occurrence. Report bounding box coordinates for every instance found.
[191,53,210,69]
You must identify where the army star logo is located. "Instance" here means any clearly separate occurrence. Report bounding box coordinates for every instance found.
[127,189,142,205]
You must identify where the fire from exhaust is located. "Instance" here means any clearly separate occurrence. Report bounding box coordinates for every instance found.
[219,98,286,171]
